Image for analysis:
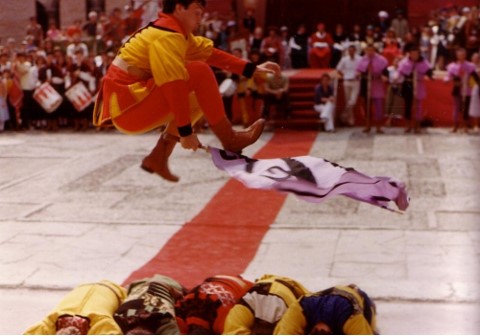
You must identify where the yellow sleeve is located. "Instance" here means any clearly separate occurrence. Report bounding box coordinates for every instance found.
[149,34,189,87]
[223,304,255,335]
[343,315,374,335]
[186,35,214,62]
[88,316,123,335]
[273,300,306,335]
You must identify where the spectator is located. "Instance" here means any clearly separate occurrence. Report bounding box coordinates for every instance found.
[25,16,44,47]
[83,11,99,48]
[314,73,336,132]
[419,26,433,60]
[377,10,390,35]
[261,26,283,63]
[357,44,389,134]
[309,22,333,68]
[66,19,83,40]
[42,38,55,54]
[391,9,410,40]
[463,10,480,58]
[336,44,362,126]
[38,52,65,131]
[331,24,347,68]
[445,47,479,133]
[218,48,243,122]
[66,34,89,58]
[289,24,309,69]
[263,71,290,120]
[67,48,95,131]
[243,9,256,34]
[385,56,404,126]
[23,35,37,54]
[382,29,402,65]
[103,7,125,49]
[227,21,249,59]
[469,52,480,132]
[14,51,39,130]
[363,25,382,52]
[124,5,144,36]
[399,46,433,133]
[0,71,9,132]
[250,26,264,52]
[46,20,64,43]
[349,24,364,44]
[280,26,291,69]
[0,52,11,73]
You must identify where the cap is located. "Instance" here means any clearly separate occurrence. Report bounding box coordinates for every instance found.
[378,11,389,18]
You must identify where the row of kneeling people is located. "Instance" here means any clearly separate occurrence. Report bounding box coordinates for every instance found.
[25,274,377,335]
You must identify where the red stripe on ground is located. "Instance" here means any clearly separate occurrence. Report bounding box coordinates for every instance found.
[123,130,317,288]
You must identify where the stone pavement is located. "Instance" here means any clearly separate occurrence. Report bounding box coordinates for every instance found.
[0,128,479,334]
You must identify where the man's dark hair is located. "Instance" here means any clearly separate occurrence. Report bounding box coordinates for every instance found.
[163,0,206,14]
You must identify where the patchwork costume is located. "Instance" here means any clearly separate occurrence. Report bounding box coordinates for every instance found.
[114,275,184,334]
[176,275,252,334]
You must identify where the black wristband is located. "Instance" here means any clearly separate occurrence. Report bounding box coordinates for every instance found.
[243,62,256,78]
[178,124,193,137]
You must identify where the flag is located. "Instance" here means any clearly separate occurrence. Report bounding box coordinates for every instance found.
[210,148,409,212]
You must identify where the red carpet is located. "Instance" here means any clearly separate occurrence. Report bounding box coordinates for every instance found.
[123,130,318,288]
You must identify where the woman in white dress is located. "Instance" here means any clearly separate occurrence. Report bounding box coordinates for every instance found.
[469,53,480,132]
[0,71,10,132]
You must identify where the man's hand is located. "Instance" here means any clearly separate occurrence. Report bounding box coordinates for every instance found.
[180,133,201,151]
[255,61,281,77]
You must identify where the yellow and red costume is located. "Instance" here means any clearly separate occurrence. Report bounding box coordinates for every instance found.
[24,280,127,335]
[176,275,253,334]
[94,13,256,137]
[223,274,309,334]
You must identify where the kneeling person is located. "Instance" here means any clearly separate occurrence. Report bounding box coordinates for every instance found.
[223,274,309,334]
[114,274,185,334]
[274,284,377,335]
[176,275,253,334]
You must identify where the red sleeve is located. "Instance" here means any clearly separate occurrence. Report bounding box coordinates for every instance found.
[206,49,256,78]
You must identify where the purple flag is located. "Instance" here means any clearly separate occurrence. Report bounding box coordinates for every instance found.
[210,148,409,212]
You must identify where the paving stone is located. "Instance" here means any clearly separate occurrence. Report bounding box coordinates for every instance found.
[0,128,478,334]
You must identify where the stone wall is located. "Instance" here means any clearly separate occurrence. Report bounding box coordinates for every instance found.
[60,0,87,29]
[0,1,36,44]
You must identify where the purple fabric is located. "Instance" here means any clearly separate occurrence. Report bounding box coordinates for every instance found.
[371,98,384,121]
[356,54,388,98]
[398,58,431,100]
[446,61,476,96]
[210,148,409,212]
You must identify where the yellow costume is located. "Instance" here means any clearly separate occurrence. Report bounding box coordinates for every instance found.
[223,274,309,335]
[94,13,255,136]
[24,280,127,335]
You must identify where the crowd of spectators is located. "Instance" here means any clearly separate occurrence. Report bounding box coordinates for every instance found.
[0,3,479,133]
